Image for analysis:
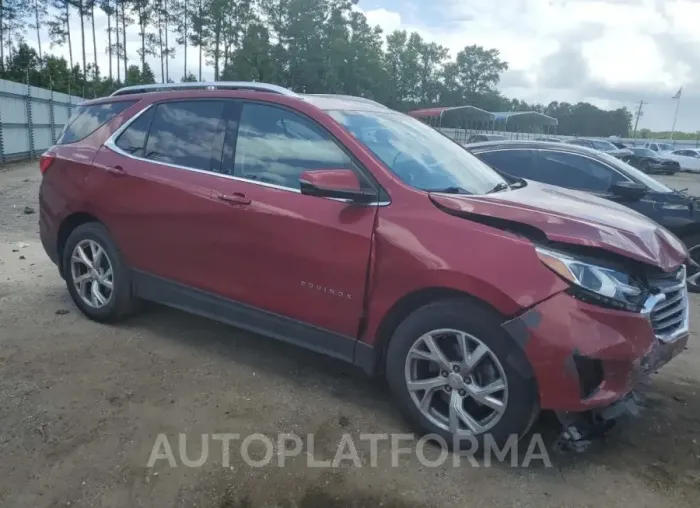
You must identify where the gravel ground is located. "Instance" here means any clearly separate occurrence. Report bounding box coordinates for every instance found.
[1,160,699,508]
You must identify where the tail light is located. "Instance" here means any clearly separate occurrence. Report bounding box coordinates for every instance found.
[39,152,56,174]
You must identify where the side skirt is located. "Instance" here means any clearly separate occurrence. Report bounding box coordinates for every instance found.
[131,270,377,374]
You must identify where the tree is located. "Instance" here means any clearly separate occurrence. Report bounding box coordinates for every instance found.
[28,0,48,62]
[443,45,508,103]
[100,0,115,81]
[189,0,207,80]
[173,0,190,80]
[1,0,27,66]
[47,0,73,72]
[68,0,90,83]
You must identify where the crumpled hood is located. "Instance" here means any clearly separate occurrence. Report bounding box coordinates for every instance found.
[430,181,688,271]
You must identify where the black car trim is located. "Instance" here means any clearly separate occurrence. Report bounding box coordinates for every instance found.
[130,270,377,375]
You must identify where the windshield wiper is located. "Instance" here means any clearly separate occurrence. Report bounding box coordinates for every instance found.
[427,186,471,194]
[486,182,510,194]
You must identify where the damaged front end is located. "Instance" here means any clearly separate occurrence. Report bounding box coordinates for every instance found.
[502,260,690,451]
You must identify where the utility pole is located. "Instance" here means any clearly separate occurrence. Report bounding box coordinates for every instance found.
[632,100,646,141]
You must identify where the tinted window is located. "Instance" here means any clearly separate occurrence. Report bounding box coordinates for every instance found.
[537,151,625,192]
[234,103,356,189]
[114,107,155,157]
[58,100,137,144]
[477,150,537,180]
[144,101,226,171]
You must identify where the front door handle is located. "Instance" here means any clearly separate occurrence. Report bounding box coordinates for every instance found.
[105,165,127,176]
[216,192,251,205]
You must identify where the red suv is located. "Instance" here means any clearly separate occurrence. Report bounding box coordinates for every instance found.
[39,82,690,447]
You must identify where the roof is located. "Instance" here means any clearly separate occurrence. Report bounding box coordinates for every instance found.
[407,105,495,120]
[491,111,559,126]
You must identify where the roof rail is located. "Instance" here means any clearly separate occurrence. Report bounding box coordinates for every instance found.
[110,81,299,97]
[304,93,388,108]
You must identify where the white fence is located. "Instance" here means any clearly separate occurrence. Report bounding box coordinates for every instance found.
[0,79,84,164]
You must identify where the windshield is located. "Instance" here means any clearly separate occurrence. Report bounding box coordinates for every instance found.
[632,148,656,157]
[590,140,617,151]
[328,110,507,194]
[598,152,673,193]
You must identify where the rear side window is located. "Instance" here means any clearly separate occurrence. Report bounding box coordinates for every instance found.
[114,107,155,157]
[476,150,537,180]
[58,100,137,145]
[143,100,226,171]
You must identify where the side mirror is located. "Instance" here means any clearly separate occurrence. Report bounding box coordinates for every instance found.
[299,169,377,204]
[610,181,646,201]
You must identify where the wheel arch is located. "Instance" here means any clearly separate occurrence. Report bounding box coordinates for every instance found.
[56,212,104,276]
[364,287,507,376]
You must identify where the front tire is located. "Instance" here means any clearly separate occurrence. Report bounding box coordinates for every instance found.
[385,299,539,449]
[62,222,136,322]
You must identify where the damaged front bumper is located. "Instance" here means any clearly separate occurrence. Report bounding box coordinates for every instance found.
[502,290,689,413]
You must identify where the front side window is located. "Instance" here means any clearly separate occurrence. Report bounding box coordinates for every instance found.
[143,100,226,171]
[537,151,625,192]
[58,100,137,145]
[233,103,356,189]
[329,110,506,194]
[632,148,655,157]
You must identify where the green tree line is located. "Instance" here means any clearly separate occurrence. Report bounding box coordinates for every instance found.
[0,0,643,137]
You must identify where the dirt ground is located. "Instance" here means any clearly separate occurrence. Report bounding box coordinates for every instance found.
[1,160,699,508]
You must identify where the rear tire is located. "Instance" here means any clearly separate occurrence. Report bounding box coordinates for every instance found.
[62,222,136,322]
[385,299,539,450]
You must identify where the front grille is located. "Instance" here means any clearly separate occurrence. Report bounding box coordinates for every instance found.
[648,266,688,342]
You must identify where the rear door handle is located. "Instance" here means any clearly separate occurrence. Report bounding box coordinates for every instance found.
[105,165,127,176]
[216,193,251,205]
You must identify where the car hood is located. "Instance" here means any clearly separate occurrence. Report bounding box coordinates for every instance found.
[429,181,687,271]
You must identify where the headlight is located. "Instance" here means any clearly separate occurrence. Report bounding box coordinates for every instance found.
[536,247,646,311]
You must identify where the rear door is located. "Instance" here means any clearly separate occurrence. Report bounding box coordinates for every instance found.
[91,98,233,288]
[205,101,379,338]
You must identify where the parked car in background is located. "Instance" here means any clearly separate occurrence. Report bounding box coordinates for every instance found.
[468,140,700,292]
[663,149,700,173]
[39,82,689,447]
[465,133,507,143]
[627,147,681,175]
[566,138,634,159]
[644,142,674,153]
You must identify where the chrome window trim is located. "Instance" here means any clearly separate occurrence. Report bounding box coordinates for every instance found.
[103,104,390,207]
[473,147,634,185]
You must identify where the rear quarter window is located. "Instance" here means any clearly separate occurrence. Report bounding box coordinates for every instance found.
[58,100,137,145]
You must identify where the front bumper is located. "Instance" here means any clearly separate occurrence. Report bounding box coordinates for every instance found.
[502,291,688,412]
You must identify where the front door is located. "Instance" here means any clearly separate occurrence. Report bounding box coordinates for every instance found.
[204,101,379,338]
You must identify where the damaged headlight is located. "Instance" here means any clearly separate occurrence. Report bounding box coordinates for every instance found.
[536,246,647,312]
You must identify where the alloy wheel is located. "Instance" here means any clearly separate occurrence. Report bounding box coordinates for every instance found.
[70,239,114,309]
[404,328,508,437]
